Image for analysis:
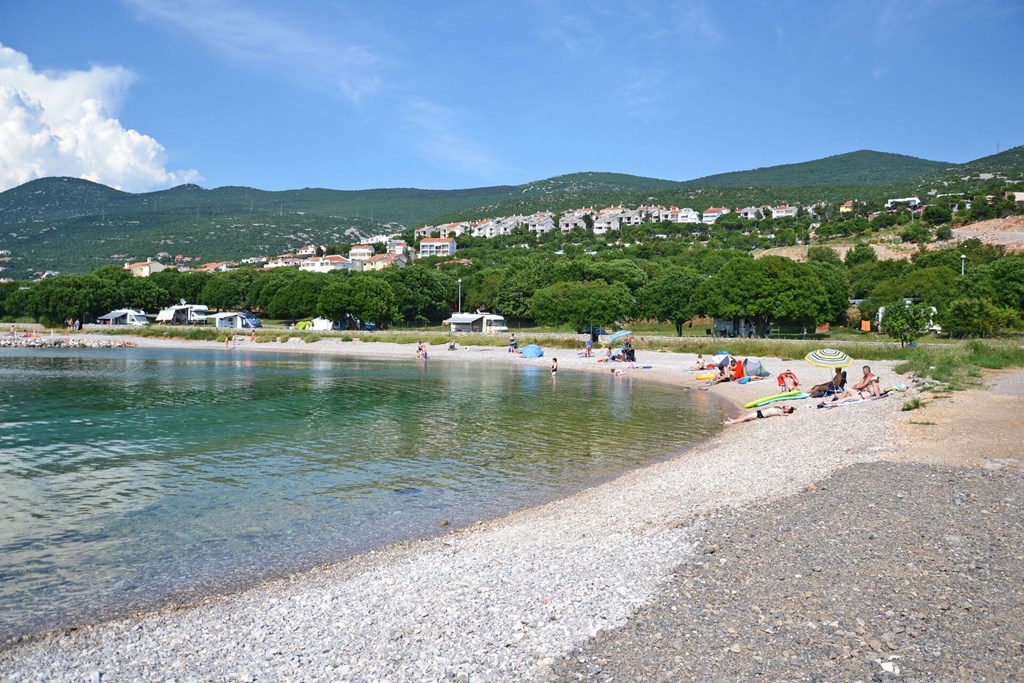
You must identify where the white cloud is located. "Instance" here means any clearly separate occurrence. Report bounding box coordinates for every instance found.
[122,0,383,102]
[0,43,200,193]
[405,101,499,179]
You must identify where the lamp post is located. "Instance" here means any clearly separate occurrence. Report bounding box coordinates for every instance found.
[960,254,966,276]
[457,278,462,313]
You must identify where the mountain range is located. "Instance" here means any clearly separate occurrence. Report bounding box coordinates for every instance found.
[1,147,1021,275]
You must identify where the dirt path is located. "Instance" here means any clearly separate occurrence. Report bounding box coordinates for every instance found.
[888,369,1024,471]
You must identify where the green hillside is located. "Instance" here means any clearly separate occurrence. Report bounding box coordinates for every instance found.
[2,145,1022,275]
[684,150,950,188]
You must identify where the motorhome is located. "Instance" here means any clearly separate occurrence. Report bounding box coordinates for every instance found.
[443,313,509,334]
[155,304,209,324]
[210,312,262,329]
[96,309,149,326]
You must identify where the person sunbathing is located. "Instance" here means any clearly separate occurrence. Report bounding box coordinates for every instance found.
[835,365,880,400]
[777,369,800,391]
[724,404,795,425]
[809,369,846,397]
[711,359,738,384]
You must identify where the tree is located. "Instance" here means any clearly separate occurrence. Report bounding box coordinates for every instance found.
[923,204,952,226]
[636,267,703,336]
[341,275,397,324]
[807,246,843,267]
[529,280,633,330]
[693,256,829,333]
[942,298,1021,338]
[267,271,328,319]
[844,242,877,268]
[807,261,850,324]
[200,270,254,310]
[27,276,101,326]
[881,302,932,346]
[382,267,457,325]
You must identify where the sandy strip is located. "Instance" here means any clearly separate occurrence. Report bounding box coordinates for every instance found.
[0,338,926,680]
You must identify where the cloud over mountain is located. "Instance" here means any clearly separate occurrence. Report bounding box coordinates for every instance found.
[0,43,200,192]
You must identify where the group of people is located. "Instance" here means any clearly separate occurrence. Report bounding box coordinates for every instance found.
[723,364,884,425]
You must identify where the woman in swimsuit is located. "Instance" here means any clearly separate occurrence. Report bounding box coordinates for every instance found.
[724,404,795,425]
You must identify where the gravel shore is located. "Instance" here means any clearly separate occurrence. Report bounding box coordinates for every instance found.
[2,337,1019,681]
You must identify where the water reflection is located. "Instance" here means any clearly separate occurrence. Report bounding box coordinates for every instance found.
[0,347,726,639]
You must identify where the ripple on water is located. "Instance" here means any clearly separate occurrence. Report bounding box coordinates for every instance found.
[0,347,726,639]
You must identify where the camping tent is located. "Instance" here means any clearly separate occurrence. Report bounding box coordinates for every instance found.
[520,344,543,358]
[743,359,771,377]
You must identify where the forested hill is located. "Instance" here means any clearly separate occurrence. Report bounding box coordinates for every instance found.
[683,150,951,188]
[1,145,1022,275]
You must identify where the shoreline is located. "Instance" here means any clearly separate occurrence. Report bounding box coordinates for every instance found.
[2,336,1016,680]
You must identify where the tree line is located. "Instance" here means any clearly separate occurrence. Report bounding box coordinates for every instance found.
[1,237,1021,340]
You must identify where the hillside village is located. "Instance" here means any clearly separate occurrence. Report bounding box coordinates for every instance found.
[4,176,1021,284]
[0,196,939,283]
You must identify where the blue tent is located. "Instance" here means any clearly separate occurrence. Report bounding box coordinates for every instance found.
[520,343,544,358]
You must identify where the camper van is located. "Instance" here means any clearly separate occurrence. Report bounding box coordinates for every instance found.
[97,309,149,326]
[211,312,262,329]
[155,304,209,324]
[443,313,510,334]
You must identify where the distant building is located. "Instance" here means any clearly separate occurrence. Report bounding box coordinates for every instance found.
[300,255,354,273]
[419,237,457,258]
[702,207,730,224]
[124,259,168,277]
[885,196,920,209]
[348,244,375,261]
[360,253,405,271]
[771,205,798,219]
[265,254,303,269]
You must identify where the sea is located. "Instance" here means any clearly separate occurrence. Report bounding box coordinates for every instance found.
[0,346,726,641]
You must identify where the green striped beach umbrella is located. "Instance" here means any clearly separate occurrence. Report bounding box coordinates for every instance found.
[804,348,853,368]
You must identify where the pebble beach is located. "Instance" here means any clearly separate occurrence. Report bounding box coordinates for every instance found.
[2,336,1021,681]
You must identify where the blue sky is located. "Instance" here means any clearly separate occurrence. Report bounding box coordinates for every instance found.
[1,0,1021,193]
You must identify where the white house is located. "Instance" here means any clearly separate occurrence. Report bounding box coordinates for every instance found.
[300,255,354,273]
[663,206,700,224]
[524,212,556,234]
[592,215,621,234]
[265,255,303,269]
[702,207,730,224]
[885,196,921,209]
[348,244,375,261]
[124,259,167,277]
[771,205,798,219]
[419,237,457,258]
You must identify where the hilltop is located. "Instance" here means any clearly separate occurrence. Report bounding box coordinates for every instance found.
[0,146,1021,275]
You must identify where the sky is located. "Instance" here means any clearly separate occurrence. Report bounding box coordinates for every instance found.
[0,0,1022,194]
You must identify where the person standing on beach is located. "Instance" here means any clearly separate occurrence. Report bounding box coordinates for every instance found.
[585,337,592,357]
[508,333,518,353]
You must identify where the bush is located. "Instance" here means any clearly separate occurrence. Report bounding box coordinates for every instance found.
[902,397,925,411]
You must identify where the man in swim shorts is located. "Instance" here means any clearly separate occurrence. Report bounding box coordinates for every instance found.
[724,405,795,425]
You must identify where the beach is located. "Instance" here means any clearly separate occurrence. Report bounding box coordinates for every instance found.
[2,336,1021,681]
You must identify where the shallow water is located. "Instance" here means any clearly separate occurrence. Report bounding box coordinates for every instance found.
[0,347,725,640]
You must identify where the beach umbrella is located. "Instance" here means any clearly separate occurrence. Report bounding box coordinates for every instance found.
[804,348,853,368]
[520,343,544,358]
[607,330,632,344]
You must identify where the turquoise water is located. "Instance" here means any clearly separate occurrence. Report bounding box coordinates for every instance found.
[0,347,725,640]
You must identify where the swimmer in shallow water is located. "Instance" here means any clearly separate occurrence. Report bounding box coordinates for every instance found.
[723,404,794,425]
